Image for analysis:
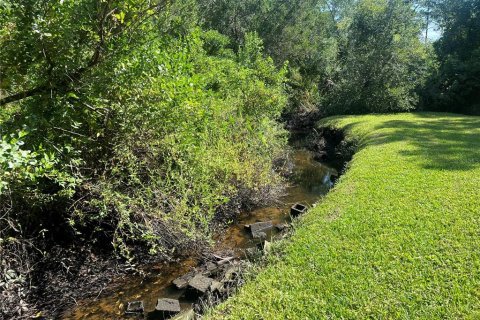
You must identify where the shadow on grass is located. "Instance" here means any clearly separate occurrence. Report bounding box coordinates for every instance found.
[368,114,480,171]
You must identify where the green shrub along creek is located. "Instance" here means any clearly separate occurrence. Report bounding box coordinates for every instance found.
[1,0,480,319]
[1,27,288,255]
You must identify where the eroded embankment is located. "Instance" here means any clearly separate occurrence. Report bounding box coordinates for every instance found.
[307,127,356,170]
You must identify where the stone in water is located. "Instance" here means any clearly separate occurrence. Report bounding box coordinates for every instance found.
[247,221,273,239]
[156,298,181,314]
[188,274,213,293]
[126,301,144,314]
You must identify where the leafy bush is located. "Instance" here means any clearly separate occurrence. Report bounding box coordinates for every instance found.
[82,30,288,256]
[0,130,78,230]
[0,2,288,259]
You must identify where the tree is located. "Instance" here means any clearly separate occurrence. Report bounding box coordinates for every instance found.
[326,0,428,114]
[198,0,430,118]
[421,0,480,114]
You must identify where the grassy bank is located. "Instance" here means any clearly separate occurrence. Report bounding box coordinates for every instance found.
[209,113,480,319]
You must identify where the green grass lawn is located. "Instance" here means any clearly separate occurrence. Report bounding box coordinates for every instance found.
[209,113,480,319]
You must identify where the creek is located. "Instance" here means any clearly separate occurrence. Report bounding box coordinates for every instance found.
[63,144,338,320]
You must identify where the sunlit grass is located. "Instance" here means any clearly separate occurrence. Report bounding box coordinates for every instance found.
[208,112,480,319]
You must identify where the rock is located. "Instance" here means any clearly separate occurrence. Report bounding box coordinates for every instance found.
[203,261,222,277]
[210,280,223,292]
[263,240,272,253]
[173,277,188,289]
[155,298,181,314]
[247,221,273,233]
[275,223,288,231]
[173,272,194,289]
[202,261,219,276]
[171,308,195,320]
[125,301,144,314]
[188,274,213,293]
[223,265,240,281]
[247,221,273,239]
[253,231,267,240]
[290,203,307,217]
[206,261,217,271]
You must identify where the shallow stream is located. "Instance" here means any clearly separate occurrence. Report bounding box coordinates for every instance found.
[63,147,337,319]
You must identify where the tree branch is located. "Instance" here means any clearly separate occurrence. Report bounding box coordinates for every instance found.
[0,0,167,107]
[0,85,51,106]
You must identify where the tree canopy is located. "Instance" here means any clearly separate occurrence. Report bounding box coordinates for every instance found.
[421,0,480,114]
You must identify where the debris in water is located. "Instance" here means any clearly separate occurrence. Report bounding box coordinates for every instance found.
[246,221,273,239]
[125,300,144,314]
[217,256,235,265]
[155,298,181,316]
[290,203,307,217]
[173,272,195,289]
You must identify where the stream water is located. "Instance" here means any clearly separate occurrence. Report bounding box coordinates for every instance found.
[63,147,338,319]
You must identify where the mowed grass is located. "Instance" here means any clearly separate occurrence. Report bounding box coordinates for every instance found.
[208,113,480,319]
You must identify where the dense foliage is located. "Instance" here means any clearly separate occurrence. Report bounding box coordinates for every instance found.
[1,0,480,317]
[0,6,288,315]
[199,0,429,116]
[199,0,480,117]
[421,0,480,114]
